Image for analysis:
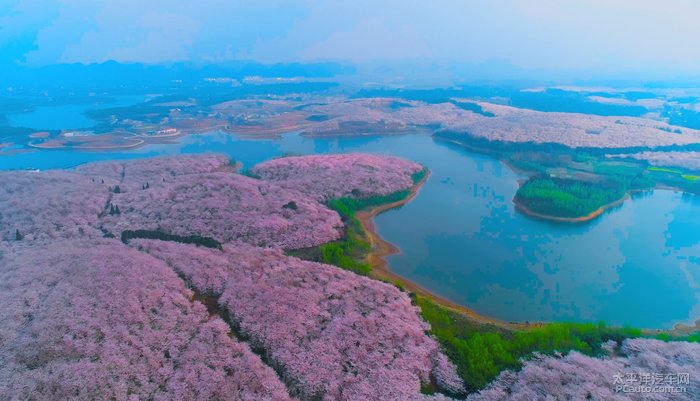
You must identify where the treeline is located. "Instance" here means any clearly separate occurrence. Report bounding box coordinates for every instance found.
[415,296,645,393]
[327,167,426,216]
[328,190,409,219]
[515,177,630,218]
[121,229,222,250]
[434,129,700,157]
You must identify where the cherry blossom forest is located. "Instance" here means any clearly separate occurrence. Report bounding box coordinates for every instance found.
[1,153,699,400]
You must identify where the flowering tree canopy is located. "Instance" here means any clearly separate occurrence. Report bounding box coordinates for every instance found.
[133,239,464,400]
[101,171,343,249]
[0,154,462,401]
[252,153,423,202]
[4,154,696,401]
[467,339,700,401]
[75,154,232,192]
[0,240,292,401]
[2,155,343,249]
[0,171,108,242]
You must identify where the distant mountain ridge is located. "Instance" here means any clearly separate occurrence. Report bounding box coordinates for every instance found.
[0,60,355,90]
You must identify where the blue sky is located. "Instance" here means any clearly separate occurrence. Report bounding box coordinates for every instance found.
[2,0,700,76]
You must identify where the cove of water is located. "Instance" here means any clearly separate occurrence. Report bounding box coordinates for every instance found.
[1,131,699,329]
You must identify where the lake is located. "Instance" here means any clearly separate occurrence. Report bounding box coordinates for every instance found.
[1,131,699,329]
[4,95,148,130]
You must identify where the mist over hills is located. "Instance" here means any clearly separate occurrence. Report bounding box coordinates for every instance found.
[0,60,354,90]
[4,59,700,92]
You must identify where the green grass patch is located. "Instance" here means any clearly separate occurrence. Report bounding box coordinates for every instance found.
[288,169,427,275]
[313,190,413,275]
[317,217,372,276]
[591,161,645,177]
[515,173,655,219]
[645,166,700,188]
[285,206,372,275]
[648,166,683,174]
[515,177,628,218]
[415,296,645,393]
[681,174,700,181]
[328,190,410,217]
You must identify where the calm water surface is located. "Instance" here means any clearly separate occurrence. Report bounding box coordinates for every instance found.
[1,132,699,328]
[5,95,148,130]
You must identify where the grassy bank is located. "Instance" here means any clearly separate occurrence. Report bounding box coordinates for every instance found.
[416,295,700,394]
[288,169,427,276]
[286,164,700,395]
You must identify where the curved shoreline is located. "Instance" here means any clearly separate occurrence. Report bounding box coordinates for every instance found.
[512,184,687,224]
[512,193,631,223]
[357,171,528,329]
[356,176,700,335]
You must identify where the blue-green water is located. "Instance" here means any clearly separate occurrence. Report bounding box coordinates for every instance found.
[4,95,148,130]
[1,132,699,329]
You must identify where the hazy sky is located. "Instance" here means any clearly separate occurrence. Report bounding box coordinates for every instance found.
[2,0,700,75]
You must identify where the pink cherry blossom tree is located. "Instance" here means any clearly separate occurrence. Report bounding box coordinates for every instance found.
[0,171,109,242]
[101,171,343,249]
[251,153,423,202]
[133,239,464,400]
[467,338,700,401]
[0,240,292,401]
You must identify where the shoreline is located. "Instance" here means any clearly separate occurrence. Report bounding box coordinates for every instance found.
[512,184,692,224]
[512,193,631,223]
[357,171,528,330]
[356,174,699,335]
